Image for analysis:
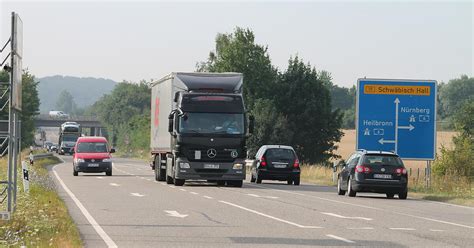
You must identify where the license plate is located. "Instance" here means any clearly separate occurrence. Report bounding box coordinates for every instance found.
[88,163,99,167]
[273,164,287,168]
[373,174,392,179]
[204,164,219,169]
[195,150,201,160]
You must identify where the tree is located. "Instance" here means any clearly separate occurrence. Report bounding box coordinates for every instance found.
[55,90,77,114]
[438,75,474,120]
[246,99,293,157]
[275,56,343,163]
[197,27,278,108]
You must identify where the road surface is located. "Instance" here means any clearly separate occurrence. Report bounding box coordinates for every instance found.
[50,156,474,247]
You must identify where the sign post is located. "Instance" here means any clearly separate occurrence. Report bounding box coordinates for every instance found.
[356,79,437,186]
[22,161,29,193]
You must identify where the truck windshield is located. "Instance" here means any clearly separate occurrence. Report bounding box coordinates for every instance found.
[63,135,79,142]
[179,113,244,134]
[77,142,108,153]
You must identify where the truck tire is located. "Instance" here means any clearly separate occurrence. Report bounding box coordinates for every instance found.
[155,166,166,181]
[166,176,174,184]
[174,178,185,186]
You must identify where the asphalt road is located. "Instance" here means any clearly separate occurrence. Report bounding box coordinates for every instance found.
[50,156,474,247]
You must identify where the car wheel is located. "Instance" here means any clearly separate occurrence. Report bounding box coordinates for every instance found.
[166,175,174,184]
[293,177,300,186]
[287,179,293,185]
[337,177,346,195]
[347,178,356,197]
[174,178,185,186]
[250,172,256,183]
[398,189,408,199]
[216,180,226,186]
[228,180,243,188]
[106,170,112,176]
[256,172,262,184]
[386,193,394,199]
[73,170,78,176]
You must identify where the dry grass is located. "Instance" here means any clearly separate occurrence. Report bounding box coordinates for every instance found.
[0,153,82,247]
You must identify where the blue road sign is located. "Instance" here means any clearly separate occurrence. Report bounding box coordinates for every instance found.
[356,79,437,160]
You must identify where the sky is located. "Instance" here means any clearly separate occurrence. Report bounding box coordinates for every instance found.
[1,0,472,87]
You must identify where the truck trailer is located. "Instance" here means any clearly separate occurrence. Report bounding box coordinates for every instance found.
[150,72,254,187]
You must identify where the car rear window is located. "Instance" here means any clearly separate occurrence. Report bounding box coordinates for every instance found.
[362,155,403,166]
[77,142,108,153]
[265,148,295,160]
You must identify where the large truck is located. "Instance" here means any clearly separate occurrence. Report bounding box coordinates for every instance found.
[58,122,81,155]
[150,72,254,187]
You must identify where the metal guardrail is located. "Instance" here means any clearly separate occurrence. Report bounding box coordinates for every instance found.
[32,153,54,159]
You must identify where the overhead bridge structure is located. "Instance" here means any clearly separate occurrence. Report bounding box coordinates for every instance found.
[34,114,106,136]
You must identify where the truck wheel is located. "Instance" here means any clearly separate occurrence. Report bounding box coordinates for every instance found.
[166,176,174,184]
[174,179,185,186]
[233,180,243,188]
[155,167,166,181]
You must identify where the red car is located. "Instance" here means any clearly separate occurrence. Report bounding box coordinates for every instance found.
[72,136,115,176]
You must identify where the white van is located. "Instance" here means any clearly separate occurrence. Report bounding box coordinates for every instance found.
[49,111,70,119]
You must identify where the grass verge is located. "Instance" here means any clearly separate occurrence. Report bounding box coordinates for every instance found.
[300,165,474,206]
[0,153,82,247]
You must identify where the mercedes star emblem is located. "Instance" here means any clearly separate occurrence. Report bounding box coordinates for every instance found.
[230,151,238,158]
[381,168,385,172]
[91,159,95,162]
[207,149,217,158]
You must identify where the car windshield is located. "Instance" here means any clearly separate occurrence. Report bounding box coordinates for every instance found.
[363,155,403,166]
[265,148,295,160]
[63,135,78,142]
[76,142,108,153]
[179,113,244,134]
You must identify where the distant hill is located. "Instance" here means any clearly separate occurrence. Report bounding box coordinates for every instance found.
[38,75,117,113]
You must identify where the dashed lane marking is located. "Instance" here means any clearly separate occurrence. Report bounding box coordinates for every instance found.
[389,228,416,231]
[326,234,355,244]
[219,200,322,229]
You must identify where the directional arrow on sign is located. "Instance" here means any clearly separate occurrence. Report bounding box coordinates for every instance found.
[165,210,188,218]
[398,124,415,131]
[378,138,396,145]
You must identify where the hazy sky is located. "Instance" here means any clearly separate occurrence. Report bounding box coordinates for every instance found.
[1,1,472,87]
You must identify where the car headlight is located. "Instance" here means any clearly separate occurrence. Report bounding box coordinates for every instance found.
[102,158,112,162]
[179,162,190,169]
[75,158,85,163]
[233,163,243,170]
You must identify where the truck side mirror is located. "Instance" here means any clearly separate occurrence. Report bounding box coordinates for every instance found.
[168,113,174,133]
[248,115,255,134]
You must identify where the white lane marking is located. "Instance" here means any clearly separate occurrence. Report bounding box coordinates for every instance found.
[139,177,145,180]
[164,210,188,218]
[179,189,187,192]
[421,199,474,210]
[96,177,104,179]
[389,228,416,231]
[252,184,474,229]
[190,192,198,195]
[219,200,322,229]
[247,193,278,199]
[109,183,120,187]
[52,169,117,248]
[146,179,151,181]
[347,227,374,230]
[321,212,372,221]
[160,183,166,185]
[203,195,213,199]
[169,186,176,188]
[430,229,445,232]
[131,193,145,197]
[326,234,355,244]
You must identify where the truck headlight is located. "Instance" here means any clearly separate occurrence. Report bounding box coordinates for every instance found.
[179,162,190,169]
[75,158,85,163]
[102,158,112,162]
[233,163,243,170]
